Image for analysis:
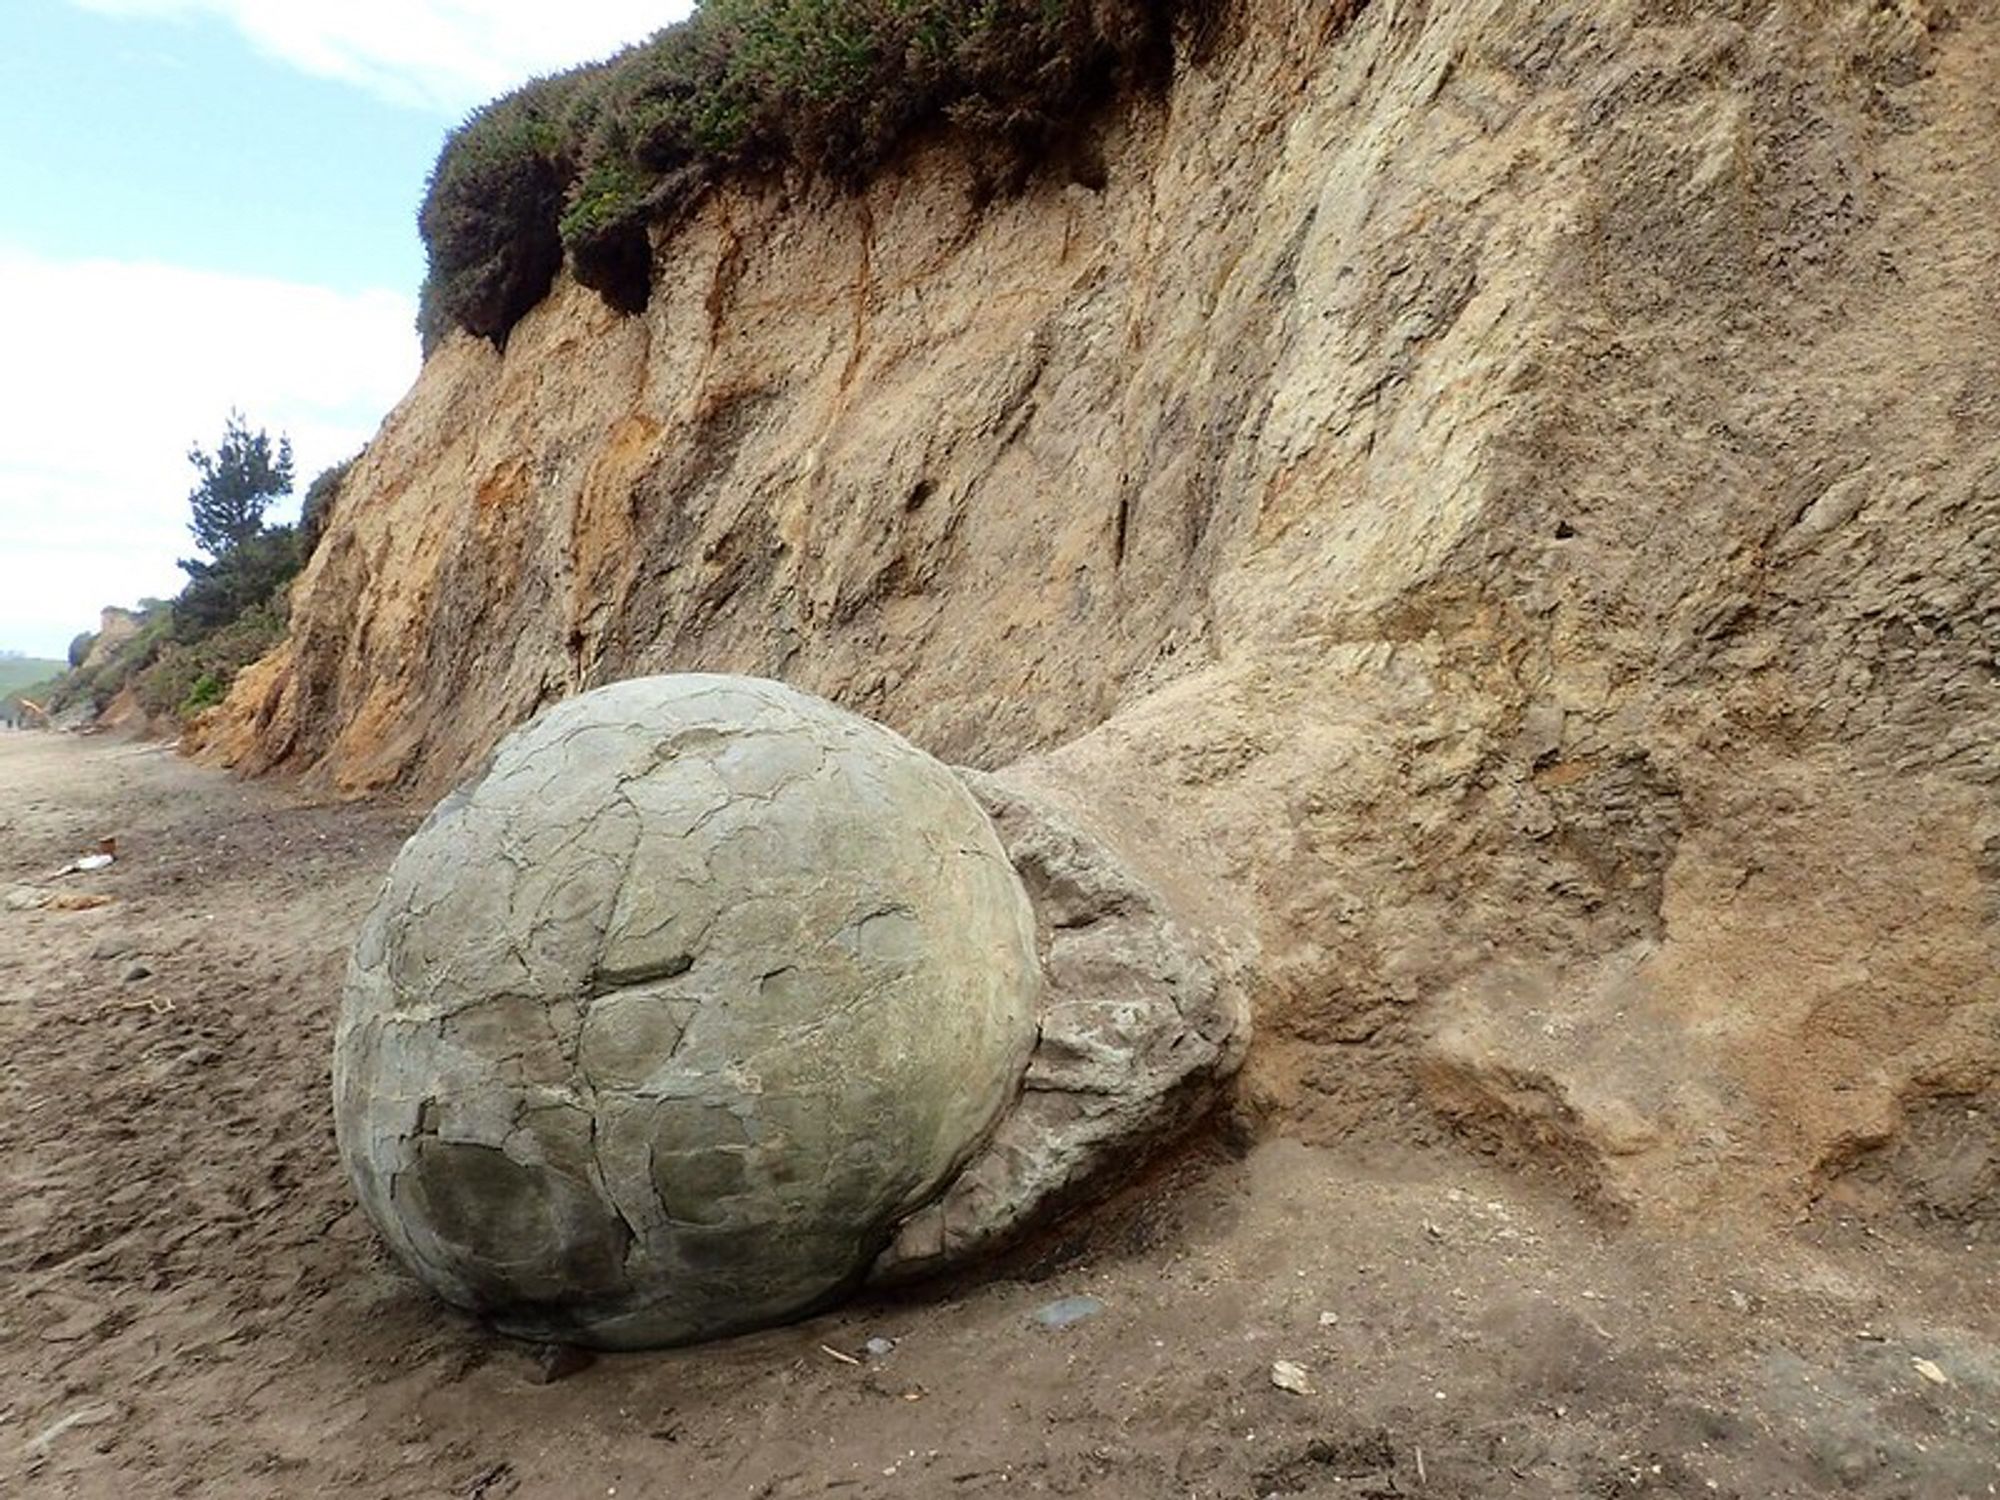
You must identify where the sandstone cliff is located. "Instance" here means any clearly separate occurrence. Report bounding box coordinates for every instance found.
[207,0,2000,1226]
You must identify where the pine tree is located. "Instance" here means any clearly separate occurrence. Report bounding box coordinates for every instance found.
[186,411,294,559]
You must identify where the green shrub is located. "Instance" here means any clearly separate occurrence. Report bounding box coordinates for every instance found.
[419,0,1187,345]
[417,69,606,351]
[28,411,313,727]
[300,456,356,558]
[131,645,205,721]
[173,526,301,641]
[80,605,172,711]
[558,155,662,311]
[133,602,290,723]
[37,523,299,725]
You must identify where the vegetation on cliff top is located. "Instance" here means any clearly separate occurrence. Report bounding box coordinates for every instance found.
[418,0,1186,350]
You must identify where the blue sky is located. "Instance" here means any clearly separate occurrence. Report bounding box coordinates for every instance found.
[0,1,690,658]
[0,2,439,293]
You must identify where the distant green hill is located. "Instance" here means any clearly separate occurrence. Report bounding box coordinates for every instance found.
[0,656,64,701]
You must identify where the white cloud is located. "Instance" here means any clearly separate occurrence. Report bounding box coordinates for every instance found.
[0,246,419,657]
[68,1,694,114]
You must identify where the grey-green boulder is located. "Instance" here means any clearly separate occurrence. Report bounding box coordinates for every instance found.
[334,675,1040,1349]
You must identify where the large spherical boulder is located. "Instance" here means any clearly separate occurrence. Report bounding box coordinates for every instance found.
[334,675,1040,1349]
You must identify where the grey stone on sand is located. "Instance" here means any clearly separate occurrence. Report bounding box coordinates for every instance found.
[1031,1295,1105,1330]
[870,771,1249,1284]
[334,675,1041,1350]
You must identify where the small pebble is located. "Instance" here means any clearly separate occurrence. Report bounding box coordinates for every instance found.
[527,1344,597,1385]
[1032,1295,1104,1330]
[1270,1360,1315,1396]
[121,961,153,984]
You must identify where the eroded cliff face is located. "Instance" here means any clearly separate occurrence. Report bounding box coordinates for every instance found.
[208,0,2000,1224]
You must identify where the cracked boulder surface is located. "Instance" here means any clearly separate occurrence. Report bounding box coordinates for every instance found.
[333,674,1040,1349]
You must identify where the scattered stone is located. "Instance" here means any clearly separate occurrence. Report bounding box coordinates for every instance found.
[1913,1357,1950,1387]
[1032,1295,1105,1330]
[1318,1311,1341,1328]
[47,892,112,913]
[526,1344,597,1385]
[90,934,136,961]
[1270,1360,1316,1396]
[863,1337,898,1359]
[121,961,153,984]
